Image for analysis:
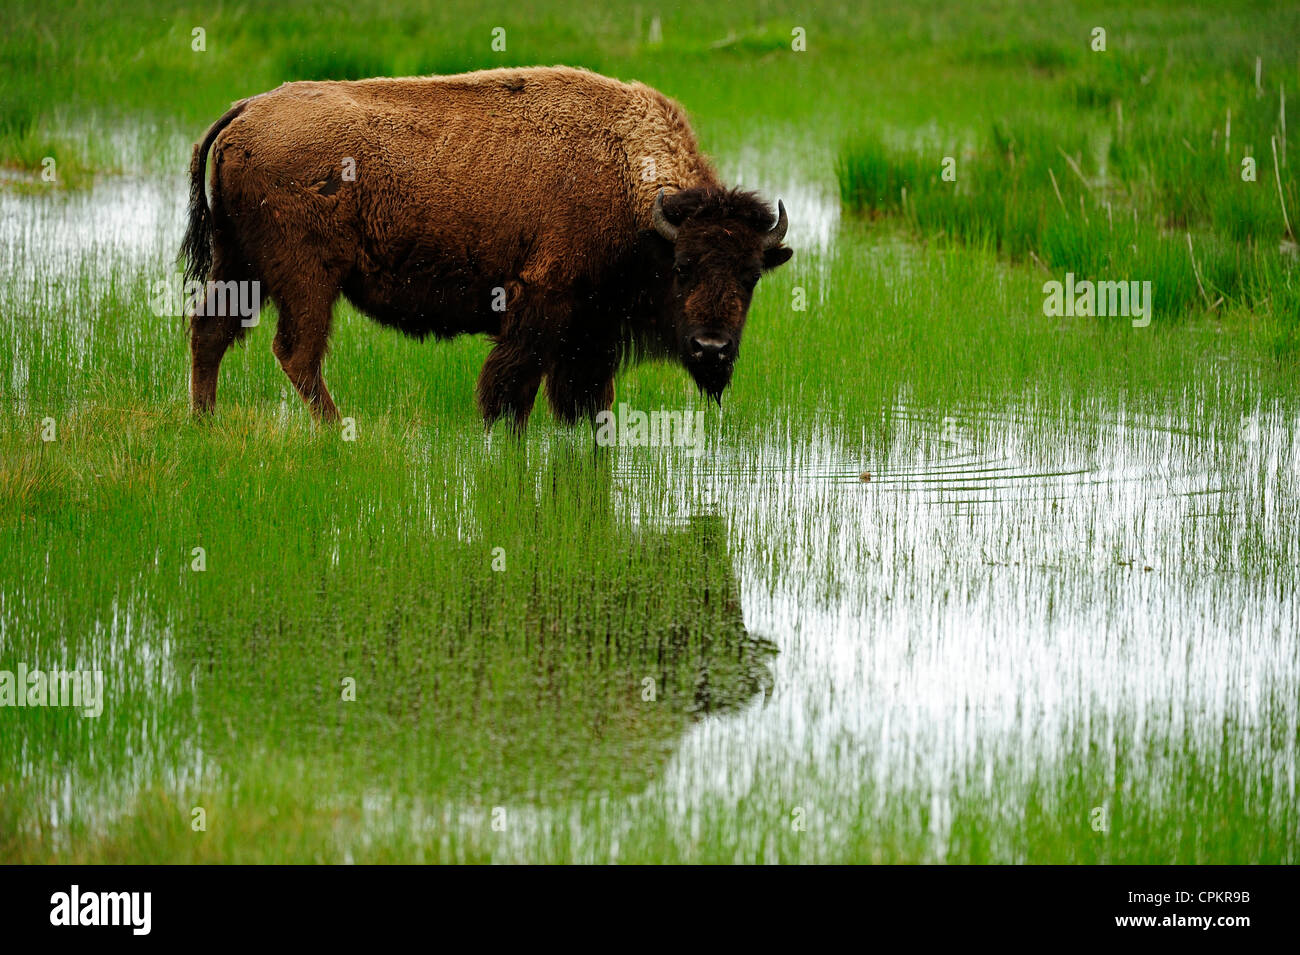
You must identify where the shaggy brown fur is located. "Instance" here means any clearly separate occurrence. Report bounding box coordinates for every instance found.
[180,65,792,428]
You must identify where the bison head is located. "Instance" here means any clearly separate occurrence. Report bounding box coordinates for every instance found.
[651,187,792,402]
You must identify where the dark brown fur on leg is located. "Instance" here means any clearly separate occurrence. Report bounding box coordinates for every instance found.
[545,340,618,424]
[477,341,546,432]
[271,279,340,423]
[189,245,255,416]
[478,287,567,431]
[190,312,237,417]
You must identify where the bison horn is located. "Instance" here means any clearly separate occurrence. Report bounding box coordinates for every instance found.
[762,200,788,249]
[651,188,678,242]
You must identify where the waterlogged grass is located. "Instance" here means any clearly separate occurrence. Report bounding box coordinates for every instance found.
[2,0,1299,862]
[3,209,1296,861]
[837,34,1300,320]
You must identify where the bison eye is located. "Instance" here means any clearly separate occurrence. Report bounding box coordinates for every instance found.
[741,270,761,291]
[673,261,693,282]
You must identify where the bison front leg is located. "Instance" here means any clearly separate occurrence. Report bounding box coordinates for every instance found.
[477,287,566,432]
[545,339,618,425]
[477,340,546,433]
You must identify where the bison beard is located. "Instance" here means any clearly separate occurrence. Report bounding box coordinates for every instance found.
[179,66,792,429]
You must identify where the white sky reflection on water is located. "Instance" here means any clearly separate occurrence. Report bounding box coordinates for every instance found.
[605,401,1300,857]
[0,178,180,292]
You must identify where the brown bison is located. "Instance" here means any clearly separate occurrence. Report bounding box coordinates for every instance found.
[181,66,791,429]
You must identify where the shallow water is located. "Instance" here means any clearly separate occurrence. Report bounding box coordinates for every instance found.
[0,177,182,294]
[618,402,1297,857]
[372,397,1298,860]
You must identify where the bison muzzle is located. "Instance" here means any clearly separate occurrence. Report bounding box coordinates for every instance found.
[180,66,792,430]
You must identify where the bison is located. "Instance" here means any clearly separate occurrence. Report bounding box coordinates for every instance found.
[180,66,792,429]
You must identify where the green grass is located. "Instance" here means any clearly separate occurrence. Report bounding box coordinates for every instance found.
[838,112,1297,319]
[835,12,1300,320]
[1,0,1299,863]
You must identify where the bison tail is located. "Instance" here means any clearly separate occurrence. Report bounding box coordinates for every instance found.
[179,100,248,287]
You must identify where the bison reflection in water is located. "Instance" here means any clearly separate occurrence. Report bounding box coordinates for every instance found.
[180,66,792,429]
[182,504,774,800]
[647,514,777,717]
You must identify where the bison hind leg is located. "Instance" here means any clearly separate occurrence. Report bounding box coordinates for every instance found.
[269,273,341,424]
[190,238,258,417]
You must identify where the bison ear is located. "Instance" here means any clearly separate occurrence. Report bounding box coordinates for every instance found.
[660,188,702,223]
[763,246,793,270]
